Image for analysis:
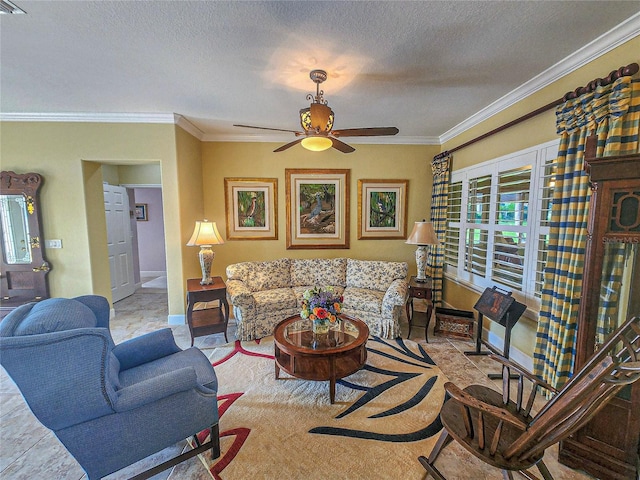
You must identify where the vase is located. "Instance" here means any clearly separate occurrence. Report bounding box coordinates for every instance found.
[312,318,330,335]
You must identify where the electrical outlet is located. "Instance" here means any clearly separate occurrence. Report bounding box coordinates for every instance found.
[45,239,62,249]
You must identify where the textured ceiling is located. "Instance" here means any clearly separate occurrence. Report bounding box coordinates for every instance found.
[1,1,639,144]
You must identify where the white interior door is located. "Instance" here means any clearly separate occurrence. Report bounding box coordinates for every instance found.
[104,184,136,302]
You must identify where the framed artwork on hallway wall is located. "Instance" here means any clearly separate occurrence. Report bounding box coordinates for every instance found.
[134,203,148,221]
[285,168,350,249]
[224,178,277,240]
[357,179,408,239]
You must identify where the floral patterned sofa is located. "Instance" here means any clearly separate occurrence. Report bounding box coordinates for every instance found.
[225,258,409,341]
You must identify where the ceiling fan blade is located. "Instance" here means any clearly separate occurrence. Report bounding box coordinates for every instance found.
[273,138,304,152]
[332,127,399,137]
[331,137,355,153]
[234,124,303,134]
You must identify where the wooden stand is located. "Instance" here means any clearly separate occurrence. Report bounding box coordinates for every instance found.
[464,286,526,379]
[185,277,229,346]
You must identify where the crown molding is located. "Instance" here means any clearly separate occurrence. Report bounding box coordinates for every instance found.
[0,112,177,123]
[439,11,640,144]
[174,114,205,140]
[202,133,440,145]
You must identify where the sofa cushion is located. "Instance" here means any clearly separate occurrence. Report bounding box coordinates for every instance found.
[290,258,347,287]
[11,298,98,336]
[346,259,408,291]
[253,288,297,311]
[343,287,384,314]
[244,259,291,292]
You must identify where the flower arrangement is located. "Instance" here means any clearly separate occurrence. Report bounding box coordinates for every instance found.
[300,286,343,324]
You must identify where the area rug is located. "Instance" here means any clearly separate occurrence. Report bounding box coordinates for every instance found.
[191,335,448,479]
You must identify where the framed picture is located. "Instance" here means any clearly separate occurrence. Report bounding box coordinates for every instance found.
[357,179,408,239]
[224,178,277,240]
[134,203,148,221]
[285,169,350,249]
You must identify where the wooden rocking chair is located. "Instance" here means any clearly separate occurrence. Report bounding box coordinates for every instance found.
[419,315,640,480]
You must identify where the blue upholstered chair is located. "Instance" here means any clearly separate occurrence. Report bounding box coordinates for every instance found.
[0,295,220,479]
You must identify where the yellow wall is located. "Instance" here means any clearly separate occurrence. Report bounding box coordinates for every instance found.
[201,142,438,278]
[0,122,186,313]
[440,36,640,358]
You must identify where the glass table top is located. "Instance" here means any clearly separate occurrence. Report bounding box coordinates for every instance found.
[283,317,361,351]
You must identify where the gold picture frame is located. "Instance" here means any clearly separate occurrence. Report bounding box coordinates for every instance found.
[285,169,350,249]
[357,179,408,239]
[224,178,277,240]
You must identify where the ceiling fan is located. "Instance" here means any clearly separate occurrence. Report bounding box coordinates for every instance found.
[234,69,399,153]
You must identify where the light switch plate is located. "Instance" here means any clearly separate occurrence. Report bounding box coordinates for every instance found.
[45,239,62,248]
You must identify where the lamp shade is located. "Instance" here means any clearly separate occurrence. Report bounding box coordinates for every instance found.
[187,220,224,246]
[405,221,439,246]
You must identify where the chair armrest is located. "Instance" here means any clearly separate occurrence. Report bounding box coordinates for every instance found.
[489,354,558,394]
[444,382,528,430]
[114,367,213,411]
[226,279,255,307]
[382,279,408,307]
[113,328,181,371]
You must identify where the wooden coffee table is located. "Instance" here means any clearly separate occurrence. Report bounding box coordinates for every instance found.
[274,315,369,403]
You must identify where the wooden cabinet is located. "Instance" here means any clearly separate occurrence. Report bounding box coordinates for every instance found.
[558,137,640,480]
[0,172,50,318]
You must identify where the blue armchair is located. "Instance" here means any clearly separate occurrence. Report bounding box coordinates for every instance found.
[0,295,220,479]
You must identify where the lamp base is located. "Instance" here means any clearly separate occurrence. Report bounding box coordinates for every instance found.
[415,245,428,283]
[198,246,215,285]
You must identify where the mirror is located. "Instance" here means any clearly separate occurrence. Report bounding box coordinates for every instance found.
[0,171,50,317]
[0,194,32,264]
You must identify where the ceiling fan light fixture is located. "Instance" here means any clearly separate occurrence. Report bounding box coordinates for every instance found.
[300,104,334,133]
[301,136,332,152]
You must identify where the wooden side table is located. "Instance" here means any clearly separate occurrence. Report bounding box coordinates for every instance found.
[406,276,434,342]
[186,277,229,346]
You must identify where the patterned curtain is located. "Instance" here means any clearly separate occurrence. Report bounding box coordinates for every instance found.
[427,152,451,306]
[534,77,640,390]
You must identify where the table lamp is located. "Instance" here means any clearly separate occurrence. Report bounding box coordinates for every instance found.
[405,220,439,282]
[187,220,224,285]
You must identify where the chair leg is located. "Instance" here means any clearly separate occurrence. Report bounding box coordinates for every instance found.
[418,455,447,480]
[428,429,452,464]
[418,430,452,480]
[536,459,554,480]
[210,423,221,459]
[502,470,515,480]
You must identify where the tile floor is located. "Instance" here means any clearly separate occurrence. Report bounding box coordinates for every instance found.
[0,283,596,480]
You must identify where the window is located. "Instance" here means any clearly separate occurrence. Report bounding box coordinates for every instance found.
[446,140,559,310]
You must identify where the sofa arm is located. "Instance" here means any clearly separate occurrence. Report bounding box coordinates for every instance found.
[226,279,255,307]
[382,278,408,308]
[113,328,181,371]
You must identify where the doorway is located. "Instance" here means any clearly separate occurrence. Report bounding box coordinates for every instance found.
[132,187,167,291]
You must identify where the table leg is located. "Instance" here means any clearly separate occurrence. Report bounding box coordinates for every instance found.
[329,358,336,403]
[406,298,414,338]
[329,378,336,404]
[425,304,433,343]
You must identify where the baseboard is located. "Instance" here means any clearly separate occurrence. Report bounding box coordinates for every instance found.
[168,314,185,325]
[141,270,166,277]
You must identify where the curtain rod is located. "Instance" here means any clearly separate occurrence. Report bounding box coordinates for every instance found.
[443,62,639,156]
